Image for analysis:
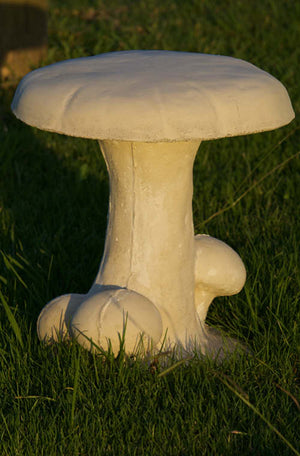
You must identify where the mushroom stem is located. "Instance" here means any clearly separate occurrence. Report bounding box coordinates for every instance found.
[89,139,202,347]
[194,288,216,322]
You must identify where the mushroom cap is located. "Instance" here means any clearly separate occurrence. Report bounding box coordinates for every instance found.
[11,50,294,142]
[195,234,246,296]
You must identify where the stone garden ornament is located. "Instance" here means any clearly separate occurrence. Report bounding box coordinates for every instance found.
[11,51,295,358]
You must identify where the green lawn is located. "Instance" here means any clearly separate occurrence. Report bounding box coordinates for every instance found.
[0,0,299,454]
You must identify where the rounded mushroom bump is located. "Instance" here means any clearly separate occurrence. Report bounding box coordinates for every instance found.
[11,51,295,358]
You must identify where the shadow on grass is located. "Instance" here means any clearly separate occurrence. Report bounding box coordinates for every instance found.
[0,89,109,322]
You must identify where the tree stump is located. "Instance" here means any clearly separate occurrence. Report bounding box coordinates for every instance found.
[0,0,47,83]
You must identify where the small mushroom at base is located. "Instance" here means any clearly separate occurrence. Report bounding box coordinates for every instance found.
[37,293,85,342]
[70,288,163,355]
[194,234,246,323]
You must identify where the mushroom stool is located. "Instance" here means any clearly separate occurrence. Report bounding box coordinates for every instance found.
[11,51,295,358]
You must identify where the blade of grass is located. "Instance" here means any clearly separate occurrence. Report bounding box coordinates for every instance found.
[0,411,13,443]
[71,349,81,426]
[274,383,300,412]
[15,395,56,401]
[202,149,300,226]
[157,357,193,378]
[72,327,114,357]
[0,290,23,348]
[234,127,299,195]
[0,276,8,285]
[1,252,28,289]
[215,371,300,456]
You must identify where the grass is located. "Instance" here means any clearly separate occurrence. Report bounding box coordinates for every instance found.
[0,0,299,454]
